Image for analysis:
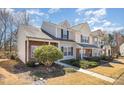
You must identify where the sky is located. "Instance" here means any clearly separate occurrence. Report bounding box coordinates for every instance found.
[10,8,124,32]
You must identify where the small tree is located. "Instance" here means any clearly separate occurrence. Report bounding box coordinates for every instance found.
[34,45,63,67]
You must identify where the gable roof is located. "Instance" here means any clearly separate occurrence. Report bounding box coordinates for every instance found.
[19,25,52,40]
[41,28,75,42]
[71,22,91,33]
[59,20,70,28]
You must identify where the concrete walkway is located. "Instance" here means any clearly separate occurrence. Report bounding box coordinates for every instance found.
[0,59,9,62]
[56,61,115,83]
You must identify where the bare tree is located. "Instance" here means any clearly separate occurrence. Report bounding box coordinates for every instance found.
[0,8,30,54]
[0,9,11,50]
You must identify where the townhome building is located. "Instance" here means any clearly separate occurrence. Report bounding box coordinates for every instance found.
[91,29,111,56]
[17,20,111,63]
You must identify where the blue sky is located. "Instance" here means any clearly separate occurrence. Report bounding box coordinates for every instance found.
[12,8,124,32]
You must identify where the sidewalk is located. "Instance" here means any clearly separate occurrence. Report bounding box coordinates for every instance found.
[56,61,115,83]
[0,59,9,62]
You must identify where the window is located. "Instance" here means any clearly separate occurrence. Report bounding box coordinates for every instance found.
[63,30,68,39]
[68,47,72,56]
[61,29,69,39]
[63,47,67,56]
[31,45,38,58]
[81,35,89,43]
[61,46,73,56]
[94,37,98,44]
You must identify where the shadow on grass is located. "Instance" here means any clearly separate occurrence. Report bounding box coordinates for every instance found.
[111,60,124,65]
[99,59,124,68]
[100,63,113,67]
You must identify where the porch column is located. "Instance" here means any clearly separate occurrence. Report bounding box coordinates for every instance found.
[27,39,29,62]
[58,42,60,49]
[81,48,83,59]
[48,41,50,45]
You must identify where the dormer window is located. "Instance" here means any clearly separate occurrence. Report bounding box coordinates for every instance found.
[61,29,69,39]
[63,30,67,38]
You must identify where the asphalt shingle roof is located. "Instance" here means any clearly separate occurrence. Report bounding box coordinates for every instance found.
[78,43,98,48]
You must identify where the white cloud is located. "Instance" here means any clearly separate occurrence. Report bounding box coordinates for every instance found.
[75,8,88,15]
[102,20,111,27]
[83,9,107,27]
[48,8,60,14]
[74,18,80,24]
[84,8,106,18]
[82,8,124,32]
[26,9,45,16]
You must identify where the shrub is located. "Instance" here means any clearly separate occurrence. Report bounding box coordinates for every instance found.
[79,60,99,69]
[100,55,106,60]
[84,57,101,62]
[61,59,99,69]
[79,61,89,69]
[61,59,80,67]
[88,61,99,67]
[34,45,63,67]
[26,58,37,67]
[100,55,113,62]
[64,68,76,73]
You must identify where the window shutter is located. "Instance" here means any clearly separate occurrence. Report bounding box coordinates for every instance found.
[61,29,63,39]
[71,47,73,56]
[81,35,83,42]
[88,37,89,43]
[61,46,63,52]
[67,30,69,39]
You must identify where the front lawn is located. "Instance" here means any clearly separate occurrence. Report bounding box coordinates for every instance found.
[89,58,124,79]
[61,59,99,69]
[47,72,110,85]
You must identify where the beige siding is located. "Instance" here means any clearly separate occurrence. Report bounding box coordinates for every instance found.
[17,27,26,63]
[75,32,81,43]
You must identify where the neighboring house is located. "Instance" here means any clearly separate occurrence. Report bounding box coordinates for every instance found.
[17,20,111,63]
[114,32,124,56]
[120,43,124,56]
[91,29,111,56]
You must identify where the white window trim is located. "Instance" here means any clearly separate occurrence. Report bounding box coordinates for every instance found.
[30,45,39,58]
[62,46,73,57]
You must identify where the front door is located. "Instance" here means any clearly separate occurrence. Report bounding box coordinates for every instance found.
[76,48,81,59]
[85,49,92,57]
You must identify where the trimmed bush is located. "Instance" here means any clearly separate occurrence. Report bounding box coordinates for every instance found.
[61,59,99,69]
[79,60,99,69]
[84,57,101,62]
[34,45,63,67]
